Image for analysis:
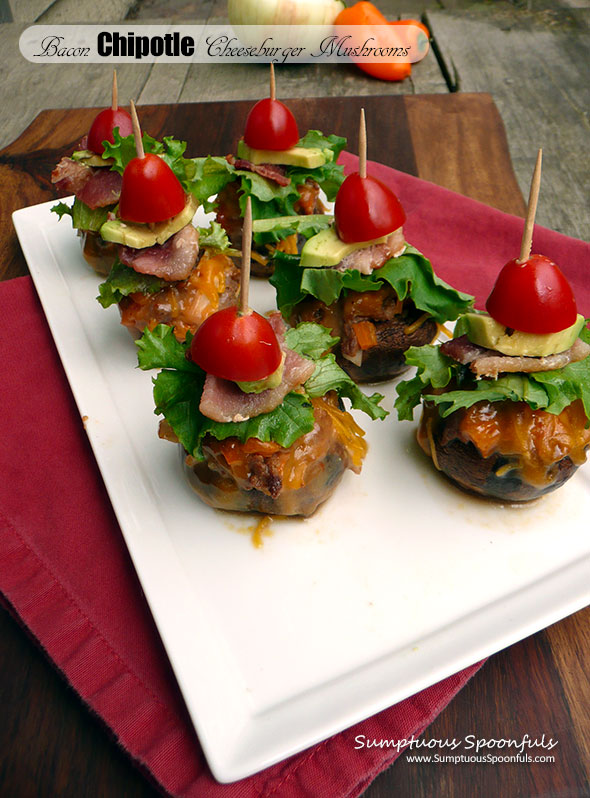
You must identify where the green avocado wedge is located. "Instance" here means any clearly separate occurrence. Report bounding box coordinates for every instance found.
[100,195,198,249]
[300,226,395,268]
[455,312,585,357]
[237,139,327,169]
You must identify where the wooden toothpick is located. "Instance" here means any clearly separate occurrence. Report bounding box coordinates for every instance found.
[359,108,367,179]
[130,100,145,159]
[112,69,118,111]
[269,62,276,102]
[518,148,542,263]
[240,196,252,316]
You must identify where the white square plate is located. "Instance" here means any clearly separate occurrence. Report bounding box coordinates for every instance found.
[13,199,590,782]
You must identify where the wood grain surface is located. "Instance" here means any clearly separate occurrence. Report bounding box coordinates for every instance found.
[1,95,589,798]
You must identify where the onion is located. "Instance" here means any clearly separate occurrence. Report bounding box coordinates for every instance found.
[228,0,345,26]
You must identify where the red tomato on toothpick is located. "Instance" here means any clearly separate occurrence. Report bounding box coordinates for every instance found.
[485,149,577,334]
[190,306,282,381]
[243,64,299,151]
[486,254,577,334]
[190,197,282,382]
[118,101,185,224]
[334,108,406,243]
[87,70,133,154]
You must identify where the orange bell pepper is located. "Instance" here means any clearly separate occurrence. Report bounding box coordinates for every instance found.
[335,2,425,82]
[393,18,430,38]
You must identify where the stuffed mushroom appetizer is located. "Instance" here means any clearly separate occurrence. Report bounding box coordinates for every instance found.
[270,111,473,382]
[96,103,239,340]
[395,253,590,501]
[52,72,132,274]
[189,66,346,277]
[136,311,387,516]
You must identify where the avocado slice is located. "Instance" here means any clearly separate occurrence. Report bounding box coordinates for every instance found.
[237,139,327,169]
[300,226,396,269]
[455,312,586,357]
[100,195,198,249]
[236,354,285,394]
[72,149,113,167]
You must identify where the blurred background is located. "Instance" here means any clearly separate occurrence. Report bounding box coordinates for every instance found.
[1,0,588,238]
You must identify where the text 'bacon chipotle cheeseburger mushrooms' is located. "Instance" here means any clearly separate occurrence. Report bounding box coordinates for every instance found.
[52,71,133,275]
[95,103,240,341]
[135,199,388,516]
[189,65,347,278]
[270,110,473,383]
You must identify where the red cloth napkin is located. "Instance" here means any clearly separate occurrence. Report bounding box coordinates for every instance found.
[2,157,588,797]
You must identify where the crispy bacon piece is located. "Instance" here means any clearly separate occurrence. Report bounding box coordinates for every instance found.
[51,157,93,195]
[77,169,122,209]
[199,313,315,423]
[294,178,324,215]
[440,336,488,365]
[337,229,405,274]
[441,334,590,378]
[119,224,200,282]
[226,154,290,186]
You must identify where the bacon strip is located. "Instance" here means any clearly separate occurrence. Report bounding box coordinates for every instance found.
[441,334,590,379]
[199,313,316,423]
[77,169,122,209]
[51,157,93,195]
[336,229,406,274]
[226,154,291,187]
[119,224,200,282]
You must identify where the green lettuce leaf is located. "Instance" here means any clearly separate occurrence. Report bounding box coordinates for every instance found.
[270,245,473,324]
[51,201,73,221]
[97,260,166,308]
[425,374,551,417]
[186,155,235,210]
[252,214,334,246]
[138,325,315,457]
[187,129,345,223]
[51,198,110,232]
[102,130,194,188]
[297,130,346,160]
[136,323,197,372]
[198,393,315,454]
[304,354,387,420]
[284,321,387,419]
[394,344,456,421]
[269,252,310,319]
[197,220,231,251]
[284,321,339,359]
[395,324,590,423]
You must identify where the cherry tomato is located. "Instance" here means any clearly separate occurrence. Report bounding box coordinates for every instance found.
[118,153,186,223]
[87,108,133,155]
[190,306,282,382]
[335,173,406,243]
[243,98,299,151]
[486,254,578,334]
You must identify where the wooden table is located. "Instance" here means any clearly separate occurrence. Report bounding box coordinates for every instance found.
[1,95,589,798]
